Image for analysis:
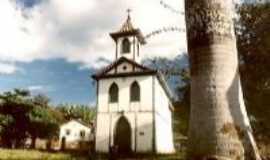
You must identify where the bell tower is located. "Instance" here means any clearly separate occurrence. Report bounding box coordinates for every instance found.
[110,10,146,63]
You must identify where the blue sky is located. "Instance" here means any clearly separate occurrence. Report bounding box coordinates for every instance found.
[0,58,96,105]
[0,0,187,105]
[15,0,42,8]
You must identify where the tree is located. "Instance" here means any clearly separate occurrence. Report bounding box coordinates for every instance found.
[143,54,189,80]
[236,1,270,150]
[32,94,50,108]
[28,94,61,148]
[174,68,190,136]
[0,89,33,148]
[0,114,14,139]
[185,0,260,159]
[56,104,96,124]
[0,89,64,149]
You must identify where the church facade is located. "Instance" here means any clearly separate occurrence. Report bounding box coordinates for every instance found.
[92,14,175,154]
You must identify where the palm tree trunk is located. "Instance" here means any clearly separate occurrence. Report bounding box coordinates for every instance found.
[184,0,261,160]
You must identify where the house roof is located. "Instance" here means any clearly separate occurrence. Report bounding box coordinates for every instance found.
[61,119,92,128]
[92,57,156,79]
[92,57,175,109]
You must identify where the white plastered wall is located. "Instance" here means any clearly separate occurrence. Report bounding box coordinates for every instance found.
[95,75,154,153]
[97,76,153,113]
[154,78,175,154]
[95,113,110,152]
[136,112,154,152]
[116,36,141,62]
[59,120,91,143]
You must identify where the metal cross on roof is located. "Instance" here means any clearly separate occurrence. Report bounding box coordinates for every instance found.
[127,8,132,16]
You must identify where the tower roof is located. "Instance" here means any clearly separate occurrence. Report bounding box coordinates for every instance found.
[118,14,136,33]
[110,12,146,44]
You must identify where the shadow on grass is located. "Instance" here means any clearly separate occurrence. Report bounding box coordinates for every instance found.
[45,149,90,159]
[92,151,186,160]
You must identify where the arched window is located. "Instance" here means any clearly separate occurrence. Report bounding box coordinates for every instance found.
[130,81,140,102]
[109,83,119,103]
[121,38,130,53]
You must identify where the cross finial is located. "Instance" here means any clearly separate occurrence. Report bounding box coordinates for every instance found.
[127,8,132,14]
[127,8,132,16]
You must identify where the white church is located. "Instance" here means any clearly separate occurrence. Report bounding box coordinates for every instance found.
[92,13,175,154]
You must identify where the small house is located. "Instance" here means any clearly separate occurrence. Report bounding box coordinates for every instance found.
[59,120,93,150]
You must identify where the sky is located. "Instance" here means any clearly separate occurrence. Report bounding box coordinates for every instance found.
[0,0,187,105]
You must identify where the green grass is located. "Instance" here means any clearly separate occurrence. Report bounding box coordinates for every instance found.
[0,148,186,160]
[94,151,186,160]
[0,148,88,160]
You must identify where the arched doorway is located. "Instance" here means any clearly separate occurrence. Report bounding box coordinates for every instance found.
[114,116,131,154]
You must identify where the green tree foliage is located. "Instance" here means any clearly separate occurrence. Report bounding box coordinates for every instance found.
[0,90,63,148]
[236,2,270,144]
[56,104,95,124]
[174,68,190,137]
[32,94,50,108]
[0,89,33,148]
[143,55,189,80]
[0,115,14,139]
[28,95,63,148]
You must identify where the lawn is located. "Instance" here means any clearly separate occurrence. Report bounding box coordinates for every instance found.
[0,148,186,160]
[0,148,88,160]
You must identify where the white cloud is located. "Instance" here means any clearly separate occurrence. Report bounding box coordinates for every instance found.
[0,62,18,74]
[27,85,54,93]
[89,101,96,107]
[28,85,44,91]
[0,0,187,68]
